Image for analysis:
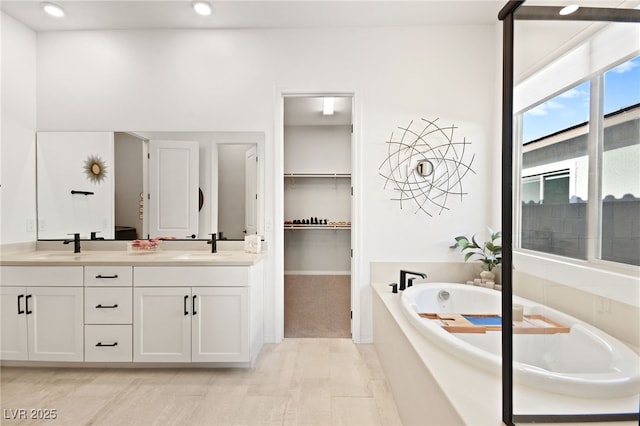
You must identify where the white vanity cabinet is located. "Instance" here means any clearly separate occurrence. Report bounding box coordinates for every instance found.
[0,254,265,366]
[84,266,133,362]
[133,264,263,364]
[0,267,84,362]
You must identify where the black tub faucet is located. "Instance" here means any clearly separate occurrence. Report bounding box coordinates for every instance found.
[399,270,427,291]
[63,233,81,253]
[207,233,217,253]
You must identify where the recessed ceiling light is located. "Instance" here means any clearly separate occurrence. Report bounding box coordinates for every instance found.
[559,4,579,16]
[192,1,212,16]
[41,2,65,18]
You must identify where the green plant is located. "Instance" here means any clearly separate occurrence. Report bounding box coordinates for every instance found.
[453,228,502,271]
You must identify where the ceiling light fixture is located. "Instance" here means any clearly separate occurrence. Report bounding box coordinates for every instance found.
[323,97,335,116]
[41,2,65,18]
[192,1,212,16]
[559,4,579,16]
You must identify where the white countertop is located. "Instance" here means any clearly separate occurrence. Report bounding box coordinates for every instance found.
[0,249,266,267]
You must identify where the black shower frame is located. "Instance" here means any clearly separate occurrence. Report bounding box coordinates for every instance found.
[498,2,640,424]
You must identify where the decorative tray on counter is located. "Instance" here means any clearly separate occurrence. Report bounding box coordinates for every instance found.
[127,239,162,254]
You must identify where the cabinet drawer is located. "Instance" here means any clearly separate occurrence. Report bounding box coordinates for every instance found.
[85,266,132,286]
[85,288,132,324]
[134,266,249,287]
[84,325,132,362]
[0,266,83,286]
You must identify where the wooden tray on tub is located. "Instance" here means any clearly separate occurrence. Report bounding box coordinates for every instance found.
[418,313,570,334]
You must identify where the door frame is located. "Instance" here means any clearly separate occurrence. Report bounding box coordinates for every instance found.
[275,90,362,342]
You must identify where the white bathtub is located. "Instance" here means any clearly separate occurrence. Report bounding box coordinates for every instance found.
[401,283,640,399]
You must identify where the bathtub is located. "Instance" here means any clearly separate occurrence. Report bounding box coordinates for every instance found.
[401,283,640,399]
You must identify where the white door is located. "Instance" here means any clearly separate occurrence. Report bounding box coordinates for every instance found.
[27,287,84,362]
[148,140,199,239]
[36,132,115,240]
[134,287,191,362]
[244,146,258,235]
[191,287,249,362]
[0,287,28,360]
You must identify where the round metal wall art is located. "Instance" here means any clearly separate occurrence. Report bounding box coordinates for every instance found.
[83,154,108,184]
[379,118,476,216]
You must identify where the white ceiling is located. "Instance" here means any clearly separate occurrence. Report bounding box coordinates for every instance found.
[1,1,506,32]
[284,96,352,126]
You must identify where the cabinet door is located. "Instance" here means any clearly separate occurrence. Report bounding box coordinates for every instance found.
[27,287,84,362]
[0,287,28,361]
[192,287,249,362]
[133,288,191,362]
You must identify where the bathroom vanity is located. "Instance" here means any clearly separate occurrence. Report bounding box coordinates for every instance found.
[0,248,266,367]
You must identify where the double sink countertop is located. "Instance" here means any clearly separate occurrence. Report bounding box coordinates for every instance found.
[0,241,267,267]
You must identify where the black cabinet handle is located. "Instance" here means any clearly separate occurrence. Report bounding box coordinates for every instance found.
[17,294,25,314]
[192,295,197,316]
[95,304,118,309]
[95,274,119,279]
[96,342,118,347]
[25,294,32,315]
[184,295,189,315]
[71,190,94,195]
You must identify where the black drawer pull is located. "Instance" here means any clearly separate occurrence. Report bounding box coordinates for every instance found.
[25,294,33,315]
[96,342,118,347]
[95,274,119,279]
[17,294,25,314]
[184,295,189,315]
[95,304,118,309]
[192,295,197,316]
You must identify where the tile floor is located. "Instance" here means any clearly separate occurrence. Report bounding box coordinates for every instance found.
[0,339,402,426]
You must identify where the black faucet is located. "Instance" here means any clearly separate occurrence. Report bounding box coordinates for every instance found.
[207,233,217,253]
[63,233,81,253]
[90,231,104,240]
[399,270,427,291]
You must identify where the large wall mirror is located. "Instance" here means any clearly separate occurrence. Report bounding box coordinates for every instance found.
[36,131,264,241]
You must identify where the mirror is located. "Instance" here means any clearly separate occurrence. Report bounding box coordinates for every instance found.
[36,131,264,241]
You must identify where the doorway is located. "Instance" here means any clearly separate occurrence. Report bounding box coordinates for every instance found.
[282,95,354,338]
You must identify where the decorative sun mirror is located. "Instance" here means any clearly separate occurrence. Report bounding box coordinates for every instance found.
[84,155,108,183]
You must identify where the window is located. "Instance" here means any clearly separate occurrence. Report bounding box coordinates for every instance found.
[522,170,571,204]
[518,56,639,266]
[601,56,640,266]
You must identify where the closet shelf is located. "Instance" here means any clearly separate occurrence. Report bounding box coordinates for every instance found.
[284,225,351,230]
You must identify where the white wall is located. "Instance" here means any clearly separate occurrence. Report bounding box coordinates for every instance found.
[115,132,145,239]
[218,144,248,240]
[20,24,499,342]
[1,13,37,245]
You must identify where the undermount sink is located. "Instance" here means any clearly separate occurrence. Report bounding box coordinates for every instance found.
[172,252,232,260]
[31,252,83,260]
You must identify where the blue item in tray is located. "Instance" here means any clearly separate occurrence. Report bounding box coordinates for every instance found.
[463,315,502,326]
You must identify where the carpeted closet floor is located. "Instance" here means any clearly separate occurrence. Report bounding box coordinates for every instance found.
[284,275,351,338]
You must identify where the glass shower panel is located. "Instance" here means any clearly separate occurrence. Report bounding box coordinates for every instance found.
[513,18,640,422]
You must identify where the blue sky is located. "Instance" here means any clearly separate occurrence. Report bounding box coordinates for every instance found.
[522,56,640,143]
